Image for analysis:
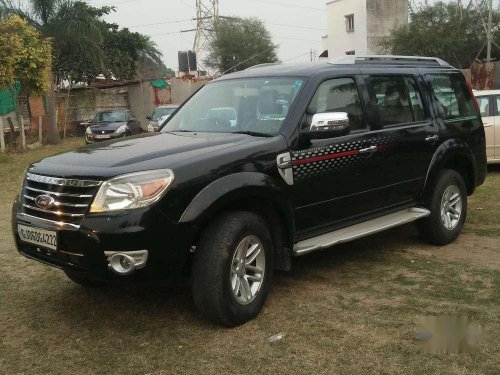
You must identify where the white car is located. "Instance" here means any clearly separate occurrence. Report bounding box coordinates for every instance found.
[475,90,500,164]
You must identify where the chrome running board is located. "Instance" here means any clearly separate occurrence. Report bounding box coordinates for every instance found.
[293,207,430,256]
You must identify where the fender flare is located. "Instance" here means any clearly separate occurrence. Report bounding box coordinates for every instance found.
[180,172,294,229]
[423,138,477,194]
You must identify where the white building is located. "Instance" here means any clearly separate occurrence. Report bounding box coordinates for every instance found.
[321,0,408,58]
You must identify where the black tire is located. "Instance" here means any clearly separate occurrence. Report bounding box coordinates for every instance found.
[191,211,274,327]
[64,270,103,288]
[417,169,467,246]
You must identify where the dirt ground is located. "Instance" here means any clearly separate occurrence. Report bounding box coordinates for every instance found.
[0,140,498,374]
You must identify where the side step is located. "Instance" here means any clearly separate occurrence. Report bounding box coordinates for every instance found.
[293,207,430,256]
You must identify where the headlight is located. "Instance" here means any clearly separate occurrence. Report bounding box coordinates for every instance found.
[90,169,174,213]
[147,124,155,132]
[85,126,92,134]
[116,125,128,134]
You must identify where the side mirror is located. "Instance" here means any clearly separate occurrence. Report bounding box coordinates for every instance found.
[146,116,151,120]
[305,112,350,139]
[129,118,136,123]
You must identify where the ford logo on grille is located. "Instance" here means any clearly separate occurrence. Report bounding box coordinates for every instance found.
[35,194,55,209]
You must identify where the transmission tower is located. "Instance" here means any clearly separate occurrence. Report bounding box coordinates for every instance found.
[193,0,219,55]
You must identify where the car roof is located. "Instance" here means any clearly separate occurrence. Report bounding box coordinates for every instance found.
[474,89,500,96]
[215,55,456,81]
[156,104,179,109]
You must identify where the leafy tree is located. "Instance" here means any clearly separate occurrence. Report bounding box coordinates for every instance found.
[381,1,500,68]
[99,26,165,80]
[0,0,110,144]
[206,17,279,74]
[0,15,51,120]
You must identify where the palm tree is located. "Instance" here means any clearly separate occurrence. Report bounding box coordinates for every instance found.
[0,0,106,144]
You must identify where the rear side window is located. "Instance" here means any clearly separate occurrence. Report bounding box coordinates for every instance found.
[369,76,426,127]
[477,97,490,117]
[307,77,366,131]
[427,74,477,120]
[496,97,500,116]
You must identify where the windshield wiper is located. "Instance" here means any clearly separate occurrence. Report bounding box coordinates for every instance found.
[232,131,272,137]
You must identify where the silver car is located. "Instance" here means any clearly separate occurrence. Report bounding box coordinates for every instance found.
[143,104,179,132]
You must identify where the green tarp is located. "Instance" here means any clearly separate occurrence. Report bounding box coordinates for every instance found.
[149,79,169,89]
[0,82,20,116]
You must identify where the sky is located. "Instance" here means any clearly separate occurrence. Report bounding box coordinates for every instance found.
[86,0,331,69]
[86,0,499,71]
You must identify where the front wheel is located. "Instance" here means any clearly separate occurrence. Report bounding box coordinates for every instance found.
[191,211,274,327]
[417,169,467,246]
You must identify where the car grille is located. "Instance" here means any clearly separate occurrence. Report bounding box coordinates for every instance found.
[21,173,102,228]
[91,129,115,134]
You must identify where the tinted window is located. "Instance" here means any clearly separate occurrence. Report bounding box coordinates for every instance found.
[477,97,490,117]
[428,74,477,120]
[307,78,366,131]
[369,76,426,127]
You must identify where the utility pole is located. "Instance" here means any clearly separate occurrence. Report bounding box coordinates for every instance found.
[486,0,493,63]
[193,0,219,56]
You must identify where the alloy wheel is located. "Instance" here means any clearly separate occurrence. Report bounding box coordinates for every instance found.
[440,185,462,230]
[230,235,266,305]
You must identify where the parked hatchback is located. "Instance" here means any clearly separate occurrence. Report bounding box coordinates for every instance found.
[85,110,139,143]
[475,90,500,163]
[13,56,486,327]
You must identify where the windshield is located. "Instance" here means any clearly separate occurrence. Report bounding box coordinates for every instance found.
[152,107,176,121]
[161,77,304,136]
[94,111,127,123]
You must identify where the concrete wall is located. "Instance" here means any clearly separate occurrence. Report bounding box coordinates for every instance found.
[325,0,368,58]
[127,82,155,127]
[366,0,408,54]
[170,77,212,105]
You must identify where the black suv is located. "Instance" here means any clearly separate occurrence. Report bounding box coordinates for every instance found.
[12,56,486,326]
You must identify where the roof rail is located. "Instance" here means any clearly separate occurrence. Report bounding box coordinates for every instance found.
[328,55,451,67]
[245,63,281,71]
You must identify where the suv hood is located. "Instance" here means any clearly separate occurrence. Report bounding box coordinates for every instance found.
[30,132,260,178]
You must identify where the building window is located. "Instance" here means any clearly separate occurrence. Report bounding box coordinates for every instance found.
[345,50,355,55]
[345,14,354,32]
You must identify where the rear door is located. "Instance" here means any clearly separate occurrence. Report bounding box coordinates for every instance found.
[361,70,439,206]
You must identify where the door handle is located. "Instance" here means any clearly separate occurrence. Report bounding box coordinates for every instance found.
[359,146,378,154]
[484,123,493,128]
[425,135,439,144]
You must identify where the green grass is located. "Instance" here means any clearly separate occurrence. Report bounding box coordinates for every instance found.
[0,141,499,374]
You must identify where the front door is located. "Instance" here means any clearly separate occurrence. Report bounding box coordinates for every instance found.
[291,76,386,237]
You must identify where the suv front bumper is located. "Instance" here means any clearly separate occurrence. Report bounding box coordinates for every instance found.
[12,197,196,282]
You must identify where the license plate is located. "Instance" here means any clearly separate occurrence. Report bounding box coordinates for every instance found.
[18,224,57,251]
[94,134,110,139]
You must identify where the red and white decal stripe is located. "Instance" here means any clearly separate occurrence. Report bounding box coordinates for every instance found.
[292,149,359,166]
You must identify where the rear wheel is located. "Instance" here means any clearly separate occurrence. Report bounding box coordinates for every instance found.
[191,211,273,327]
[417,169,467,245]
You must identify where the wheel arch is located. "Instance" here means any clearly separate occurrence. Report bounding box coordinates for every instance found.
[180,172,295,271]
[423,138,477,197]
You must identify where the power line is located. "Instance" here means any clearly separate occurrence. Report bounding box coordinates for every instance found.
[128,19,194,28]
[241,0,324,11]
